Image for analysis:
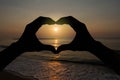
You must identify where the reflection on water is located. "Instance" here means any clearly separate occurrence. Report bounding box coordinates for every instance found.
[53,39,59,50]
[47,61,65,80]
[39,38,120,50]
[0,38,120,50]
[39,38,72,50]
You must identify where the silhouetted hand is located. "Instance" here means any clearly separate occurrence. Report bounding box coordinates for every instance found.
[0,16,57,70]
[56,16,98,53]
[17,16,56,53]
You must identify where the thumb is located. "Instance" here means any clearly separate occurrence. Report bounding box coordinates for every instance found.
[43,45,56,53]
[57,44,70,53]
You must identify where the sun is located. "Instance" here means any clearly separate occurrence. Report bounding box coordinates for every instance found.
[53,24,59,32]
[54,27,59,32]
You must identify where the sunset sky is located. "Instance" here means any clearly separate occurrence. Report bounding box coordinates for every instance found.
[0,0,120,40]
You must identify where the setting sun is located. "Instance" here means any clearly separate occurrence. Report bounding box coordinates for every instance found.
[53,24,59,32]
[54,27,59,32]
[36,24,76,39]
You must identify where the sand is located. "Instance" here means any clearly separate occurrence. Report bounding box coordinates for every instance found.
[0,51,120,80]
[0,70,37,80]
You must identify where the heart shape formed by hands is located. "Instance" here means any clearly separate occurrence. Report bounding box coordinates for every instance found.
[18,16,96,54]
[1,16,119,75]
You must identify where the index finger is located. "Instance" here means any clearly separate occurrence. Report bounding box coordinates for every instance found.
[56,16,85,32]
[25,16,55,34]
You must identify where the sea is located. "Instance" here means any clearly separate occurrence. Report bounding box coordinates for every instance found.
[0,38,120,50]
[0,38,120,62]
[0,38,120,80]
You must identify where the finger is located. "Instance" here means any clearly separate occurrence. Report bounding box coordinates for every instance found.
[56,16,84,32]
[30,16,55,26]
[44,17,55,25]
[56,16,80,24]
[41,45,56,53]
[56,16,72,24]
[24,16,55,34]
[57,44,72,53]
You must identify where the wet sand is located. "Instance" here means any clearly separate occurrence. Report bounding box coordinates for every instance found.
[0,70,37,80]
[0,38,120,80]
[0,51,119,80]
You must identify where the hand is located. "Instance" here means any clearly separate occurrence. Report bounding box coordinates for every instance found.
[56,16,97,53]
[16,16,56,53]
[0,16,57,70]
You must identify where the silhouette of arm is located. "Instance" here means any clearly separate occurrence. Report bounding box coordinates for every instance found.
[0,16,56,71]
[0,43,23,70]
[57,16,120,74]
[89,41,120,74]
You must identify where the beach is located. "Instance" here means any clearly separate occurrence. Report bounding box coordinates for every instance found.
[0,70,37,80]
[0,38,120,80]
[0,51,119,80]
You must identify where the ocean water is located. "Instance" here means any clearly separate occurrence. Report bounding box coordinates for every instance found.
[0,38,120,61]
[96,38,120,50]
[40,38,120,50]
[0,38,120,60]
[0,38,120,51]
[1,38,120,80]
[39,38,73,50]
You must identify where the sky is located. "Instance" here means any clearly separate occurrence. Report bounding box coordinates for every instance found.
[37,24,76,38]
[0,0,120,40]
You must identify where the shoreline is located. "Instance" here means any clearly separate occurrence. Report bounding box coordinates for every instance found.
[0,70,38,80]
[0,50,120,80]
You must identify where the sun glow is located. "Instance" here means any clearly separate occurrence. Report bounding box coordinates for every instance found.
[54,27,58,32]
[37,24,76,39]
[53,24,59,32]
